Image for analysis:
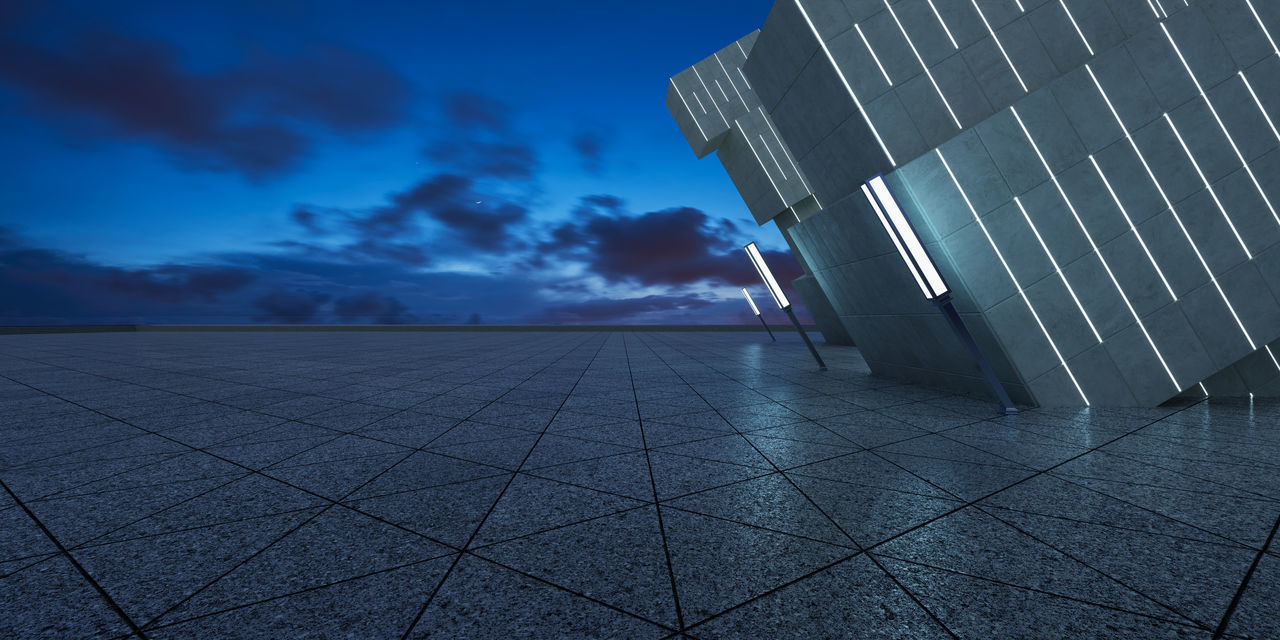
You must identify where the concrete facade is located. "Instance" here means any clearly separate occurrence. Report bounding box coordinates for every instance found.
[669,0,1280,406]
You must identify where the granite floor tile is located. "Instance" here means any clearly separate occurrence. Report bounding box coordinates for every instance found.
[0,554,133,639]
[666,474,853,547]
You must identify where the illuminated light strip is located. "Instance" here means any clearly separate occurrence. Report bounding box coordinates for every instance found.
[669,79,708,140]
[1163,24,1280,230]
[736,41,749,58]
[972,0,1028,93]
[795,0,896,165]
[714,53,748,108]
[1145,0,1161,19]
[1266,345,1280,375]
[885,0,961,129]
[1012,197,1102,342]
[1060,0,1093,56]
[863,184,932,297]
[936,149,1090,405]
[1012,107,1181,389]
[714,79,730,102]
[759,134,789,179]
[758,106,814,194]
[1089,155,1178,301]
[1088,65,1257,350]
[737,119,789,207]
[1163,113,1253,259]
[926,0,959,49]
[692,92,707,114]
[691,66,730,127]
[1199,382,1209,397]
[1246,0,1280,56]
[856,23,893,86]
[869,176,949,297]
[738,68,753,91]
[1015,0,1025,12]
[1153,0,1168,18]
[1240,72,1280,144]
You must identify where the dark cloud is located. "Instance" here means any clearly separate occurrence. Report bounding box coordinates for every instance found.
[252,289,330,323]
[426,91,538,181]
[543,197,803,289]
[333,292,418,324]
[539,295,715,323]
[0,30,409,179]
[571,129,608,174]
[442,92,510,130]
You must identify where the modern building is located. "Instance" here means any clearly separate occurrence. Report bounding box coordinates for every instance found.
[669,0,1280,406]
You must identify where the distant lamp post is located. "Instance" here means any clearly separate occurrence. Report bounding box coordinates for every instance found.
[744,242,826,370]
[862,174,1017,415]
[741,287,775,342]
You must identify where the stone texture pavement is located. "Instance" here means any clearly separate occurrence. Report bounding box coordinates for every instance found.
[0,330,1277,638]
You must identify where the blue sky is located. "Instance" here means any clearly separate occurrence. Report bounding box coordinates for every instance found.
[0,0,812,325]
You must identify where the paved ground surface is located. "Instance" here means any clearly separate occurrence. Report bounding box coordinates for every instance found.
[0,331,1277,639]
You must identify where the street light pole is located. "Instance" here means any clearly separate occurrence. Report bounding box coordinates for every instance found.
[744,242,826,371]
[741,288,775,342]
[862,175,1016,415]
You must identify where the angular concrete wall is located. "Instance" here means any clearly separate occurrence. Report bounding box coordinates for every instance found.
[669,0,1280,405]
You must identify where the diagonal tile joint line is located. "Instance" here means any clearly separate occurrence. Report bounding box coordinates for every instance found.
[1213,510,1280,638]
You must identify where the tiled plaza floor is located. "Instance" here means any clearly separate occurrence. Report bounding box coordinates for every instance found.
[0,330,1277,639]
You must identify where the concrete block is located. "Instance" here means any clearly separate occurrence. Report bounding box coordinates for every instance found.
[1200,0,1275,69]
[1090,44,1165,131]
[861,8,922,86]
[863,89,929,168]
[771,56,859,160]
[840,0,883,23]
[1030,0,1093,73]
[1091,137,1165,225]
[1232,344,1280,391]
[1251,147,1280,222]
[1055,157,1128,246]
[1254,237,1280,304]
[1018,179,1092,267]
[1169,99,1237,186]
[1203,365,1251,396]
[1012,87,1088,176]
[931,51,995,133]
[1103,311,1186,405]
[744,0,822,111]
[1132,302,1217,397]
[935,129,1011,218]
[1218,261,1280,349]
[1067,343,1140,407]
[1057,250,1132,340]
[1213,167,1280,259]
[1126,24,1199,112]
[1067,0,1126,58]
[1135,209,1213,297]
[1096,230,1174,319]
[827,23,895,105]
[979,0,1030,30]
[940,221,1019,312]
[897,71,961,151]
[929,1,987,50]
[1206,75,1280,164]
[892,0,956,67]
[798,0,855,41]
[1052,66,1125,154]
[977,108,1045,195]
[987,292,1062,381]
[996,16,1061,95]
[1164,7,1239,93]
[963,37,1027,110]
[1129,117,1201,205]
[896,150,973,240]
[802,112,885,206]
[1179,280,1257,369]
[1022,270,1098,361]
[1105,0,1159,38]
[1026,364,1090,406]
[978,201,1055,288]
[1171,187,1250,277]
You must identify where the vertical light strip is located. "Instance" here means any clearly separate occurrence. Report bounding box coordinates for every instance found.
[856,23,893,86]
[795,0,896,165]
[759,106,814,194]
[691,66,730,127]
[1088,65,1257,349]
[1088,155,1178,301]
[1153,0,1168,19]
[1163,113,1253,258]
[972,0,1028,93]
[1011,197,1102,342]
[1015,0,1026,12]
[1245,0,1280,56]
[863,185,932,297]
[737,119,788,207]
[885,0,962,129]
[1199,382,1209,397]
[1011,107,1180,389]
[714,79,730,102]
[936,149,1090,404]
[714,52,748,108]
[669,79,708,140]
[1240,72,1280,144]
[738,68,754,91]
[1060,0,1093,55]
[693,93,708,114]
[1163,24,1280,230]
[926,0,959,49]
[759,134,789,178]
[1145,0,1162,19]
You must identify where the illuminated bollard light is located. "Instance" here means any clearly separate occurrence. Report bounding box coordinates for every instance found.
[741,287,775,342]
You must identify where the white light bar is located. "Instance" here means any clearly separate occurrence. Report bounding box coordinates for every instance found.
[745,242,790,309]
[973,0,1028,93]
[866,176,949,299]
[795,0,897,166]
[1088,155,1177,301]
[1246,0,1280,57]
[1163,113,1252,258]
[1240,71,1280,144]
[863,183,931,298]
[714,53,749,108]
[691,66,730,127]
[736,118,789,208]
[927,0,959,49]
[856,23,893,86]
[937,149,1089,405]
[741,288,761,316]
[1061,0,1093,56]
